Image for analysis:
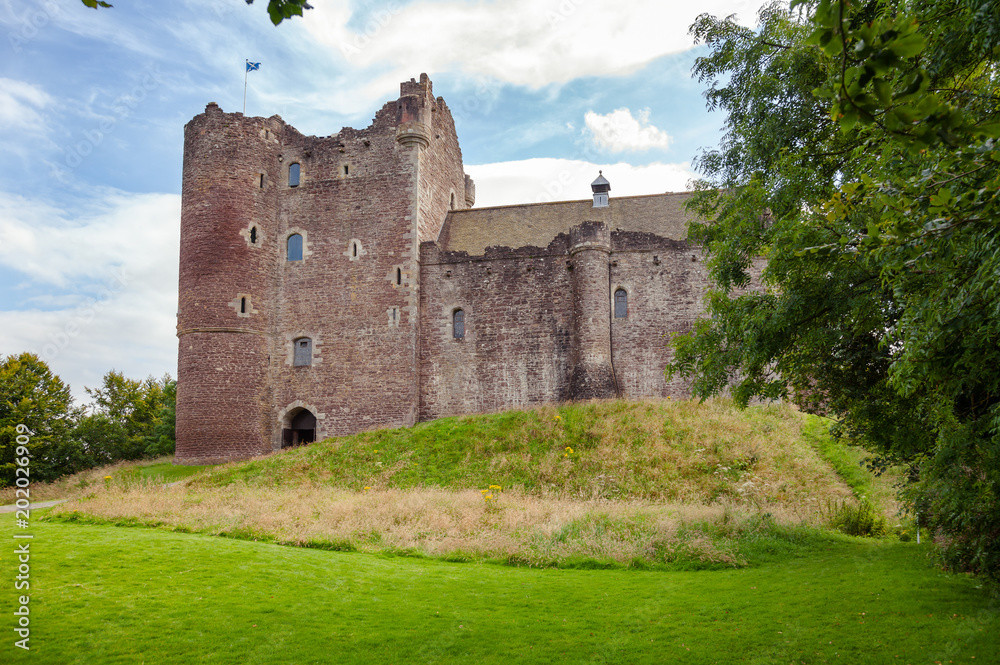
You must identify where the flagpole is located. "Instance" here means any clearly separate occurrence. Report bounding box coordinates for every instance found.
[243,59,249,114]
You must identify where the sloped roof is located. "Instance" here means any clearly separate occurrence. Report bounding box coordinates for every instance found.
[437,192,694,256]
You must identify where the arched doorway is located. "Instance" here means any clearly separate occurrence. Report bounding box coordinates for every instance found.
[281,408,316,448]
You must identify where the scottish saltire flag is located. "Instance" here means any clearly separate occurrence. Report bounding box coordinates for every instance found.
[246,61,260,72]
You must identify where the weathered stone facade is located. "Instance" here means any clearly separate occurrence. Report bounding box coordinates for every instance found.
[175,74,716,464]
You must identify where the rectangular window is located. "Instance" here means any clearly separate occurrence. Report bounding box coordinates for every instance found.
[293,338,312,366]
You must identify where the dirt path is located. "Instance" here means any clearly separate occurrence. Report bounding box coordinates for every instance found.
[0,500,67,513]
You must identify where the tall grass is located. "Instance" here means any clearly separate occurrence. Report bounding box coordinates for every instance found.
[43,399,884,568]
[194,399,856,507]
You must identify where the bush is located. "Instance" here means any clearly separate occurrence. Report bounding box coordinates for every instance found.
[827,499,889,538]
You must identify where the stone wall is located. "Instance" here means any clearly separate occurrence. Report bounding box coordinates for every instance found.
[418,239,575,420]
[418,222,716,421]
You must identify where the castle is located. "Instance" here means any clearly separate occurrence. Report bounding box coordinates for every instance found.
[175,74,714,464]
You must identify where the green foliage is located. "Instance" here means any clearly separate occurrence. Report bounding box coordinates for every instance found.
[826,498,890,537]
[248,0,314,25]
[75,372,175,465]
[0,353,86,486]
[80,0,313,25]
[672,0,1000,580]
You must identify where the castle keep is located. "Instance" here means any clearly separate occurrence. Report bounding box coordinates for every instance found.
[175,74,713,464]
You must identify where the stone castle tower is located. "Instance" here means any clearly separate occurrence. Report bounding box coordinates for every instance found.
[176,74,719,464]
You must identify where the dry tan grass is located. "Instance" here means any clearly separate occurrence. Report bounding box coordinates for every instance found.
[50,478,830,568]
[0,457,180,505]
[22,399,900,566]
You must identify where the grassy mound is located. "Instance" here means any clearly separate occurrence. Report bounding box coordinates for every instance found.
[195,399,854,506]
[45,399,900,569]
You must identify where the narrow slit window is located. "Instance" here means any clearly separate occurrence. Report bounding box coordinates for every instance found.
[293,337,312,366]
[288,163,300,187]
[249,226,257,244]
[259,173,265,188]
[396,268,402,285]
[240,297,247,314]
[352,242,358,258]
[287,234,303,261]
[614,289,628,319]
[450,192,456,210]
[453,309,465,339]
[343,165,349,175]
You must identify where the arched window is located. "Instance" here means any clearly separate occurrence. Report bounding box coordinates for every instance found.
[240,297,247,314]
[293,337,312,366]
[396,268,402,286]
[614,289,628,319]
[287,234,303,261]
[453,309,465,339]
[288,163,300,187]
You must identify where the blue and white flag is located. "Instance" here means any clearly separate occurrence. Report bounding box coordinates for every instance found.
[246,61,261,72]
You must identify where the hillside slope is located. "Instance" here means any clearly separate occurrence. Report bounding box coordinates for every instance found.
[195,399,854,507]
[49,399,891,569]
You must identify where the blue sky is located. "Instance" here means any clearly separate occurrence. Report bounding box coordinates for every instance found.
[0,0,766,402]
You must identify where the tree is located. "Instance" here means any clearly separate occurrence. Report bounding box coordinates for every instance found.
[141,378,176,458]
[0,353,86,486]
[75,371,174,464]
[79,0,313,25]
[671,0,1000,579]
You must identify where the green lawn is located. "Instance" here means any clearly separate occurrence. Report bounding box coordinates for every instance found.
[3,512,996,664]
[130,461,210,483]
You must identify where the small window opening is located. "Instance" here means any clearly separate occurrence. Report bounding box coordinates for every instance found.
[343,165,349,175]
[352,242,358,258]
[396,268,402,285]
[293,337,313,366]
[240,297,247,314]
[453,309,465,339]
[287,234,303,261]
[614,289,628,319]
[450,192,456,210]
[259,173,265,188]
[288,163,300,187]
[249,226,257,244]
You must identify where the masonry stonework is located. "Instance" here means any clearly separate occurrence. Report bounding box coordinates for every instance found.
[175,74,719,464]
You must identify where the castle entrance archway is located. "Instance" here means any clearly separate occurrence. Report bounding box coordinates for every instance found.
[282,408,316,448]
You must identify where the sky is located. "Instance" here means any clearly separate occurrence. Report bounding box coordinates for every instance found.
[0,0,768,403]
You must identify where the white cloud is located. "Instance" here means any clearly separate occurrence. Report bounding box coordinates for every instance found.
[465,157,696,208]
[303,0,773,92]
[585,108,672,152]
[0,190,180,401]
[0,78,53,135]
